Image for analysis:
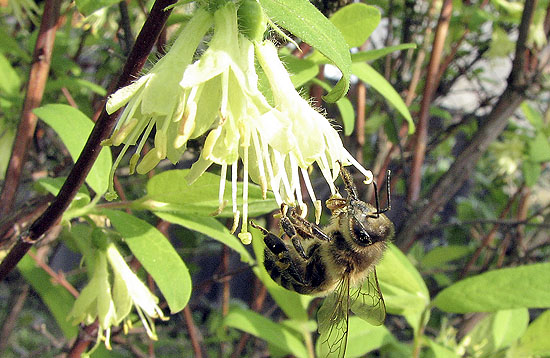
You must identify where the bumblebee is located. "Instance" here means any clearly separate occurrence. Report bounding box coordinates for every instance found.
[251,165,394,357]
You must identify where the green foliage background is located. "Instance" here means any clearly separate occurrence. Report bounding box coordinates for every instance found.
[1,0,549,357]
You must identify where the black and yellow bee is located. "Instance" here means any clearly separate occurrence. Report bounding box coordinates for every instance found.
[252,165,394,357]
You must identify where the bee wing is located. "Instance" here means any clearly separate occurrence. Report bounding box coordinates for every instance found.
[317,277,351,358]
[350,268,386,326]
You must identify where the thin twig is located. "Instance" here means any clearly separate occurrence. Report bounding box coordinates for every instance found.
[0,285,29,354]
[0,0,62,216]
[182,306,203,358]
[0,0,178,282]
[408,0,453,203]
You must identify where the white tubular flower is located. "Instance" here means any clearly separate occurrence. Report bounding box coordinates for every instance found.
[68,243,166,352]
[254,40,374,222]
[102,8,214,200]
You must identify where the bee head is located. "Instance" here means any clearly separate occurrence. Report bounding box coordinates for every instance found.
[347,199,394,247]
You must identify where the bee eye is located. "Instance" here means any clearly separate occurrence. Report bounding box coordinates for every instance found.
[351,219,371,245]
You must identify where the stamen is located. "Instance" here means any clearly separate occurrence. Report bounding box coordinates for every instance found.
[218,163,228,211]
[230,161,240,234]
[273,151,293,203]
[251,129,267,199]
[318,155,337,195]
[203,126,223,160]
[344,149,374,184]
[301,167,322,223]
[261,142,283,205]
[220,70,229,119]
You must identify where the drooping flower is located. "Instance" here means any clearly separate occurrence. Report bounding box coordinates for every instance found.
[68,241,166,353]
[102,8,214,200]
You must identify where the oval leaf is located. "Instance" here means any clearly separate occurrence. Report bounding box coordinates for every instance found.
[104,209,192,313]
[508,310,550,357]
[224,306,308,358]
[144,169,277,218]
[434,263,550,313]
[155,212,254,265]
[377,244,430,316]
[330,3,381,48]
[34,104,112,195]
[259,0,351,102]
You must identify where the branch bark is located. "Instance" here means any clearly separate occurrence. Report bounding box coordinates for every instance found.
[397,0,539,249]
[0,0,178,281]
[0,0,62,216]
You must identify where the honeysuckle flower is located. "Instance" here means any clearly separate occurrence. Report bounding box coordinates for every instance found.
[102,8,214,200]
[68,242,166,353]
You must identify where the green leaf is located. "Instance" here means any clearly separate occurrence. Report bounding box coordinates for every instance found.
[259,0,351,102]
[351,44,417,62]
[279,50,319,88]
[461,309,529,356]
[528,132,550,162]
[330,3,380,48]
[317,318,392,357]
[523,160,541,187]
[103,209,192,313]
[377,244,430,318]
[250,224,311,321]
[0,53,21,94]
[33,104,112,195]
[433,263,550,313]
[144,169,277,218]
[521,102,544,130]
[17,252,78,339]
[224,306,308,358]
[75,0,120,16]
[421,245,473,269]
[351,62,415,133]
[154,212,254,265]
[507,310,550,357]
[310,78,355,135]
[425,338,461,358]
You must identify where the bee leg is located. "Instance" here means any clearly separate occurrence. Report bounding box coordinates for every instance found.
[280,215,308,260]
[288,210,331,242]
[262,231,307,285]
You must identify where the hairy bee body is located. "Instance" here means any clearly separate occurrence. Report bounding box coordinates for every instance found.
[252,165,394,357]
[262,203,391,295]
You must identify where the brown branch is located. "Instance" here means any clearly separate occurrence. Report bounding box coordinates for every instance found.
[28,250,79,297]
[0,0,178,280]
[0,285,29,354]
[0,0,62,216]
[397,0,539,250]
[182,306,203,358]
[408,0,453,204]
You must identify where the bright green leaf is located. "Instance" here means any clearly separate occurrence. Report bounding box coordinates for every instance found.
[18,252,78,339]
[75,0,120,16]
[461,309,529,356]
[421,245,473,269]
[0,53,21,94]
[330,3,380,48]
[317,318,392,357]
[144,169,277,218]
[33,104,112,195]
[351,43,417,62]
[521,102,544,130]
[528,132,550,162]
[259,0,351,102]
[35,177,91,208]
[425,338,461,358]
[351,62,415,133]
[104,209,192,313]
[224,306,308,358]
[279,50,319,88]
[377,244,430,318]
[154,212,254,264]
[523,160,541,187]
[434,263,550,313]
[508,310,550,357]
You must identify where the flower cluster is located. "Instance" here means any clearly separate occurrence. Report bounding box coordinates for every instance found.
[68,241,166,353]
[103,2,373,242]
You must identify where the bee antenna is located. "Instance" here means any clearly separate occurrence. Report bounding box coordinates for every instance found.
[374,170,391,216]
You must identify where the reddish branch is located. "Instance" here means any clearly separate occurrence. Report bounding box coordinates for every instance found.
[0,0,62,216]
[397,0,540,249]
[0,0,178,281]
[407,0,453,204]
